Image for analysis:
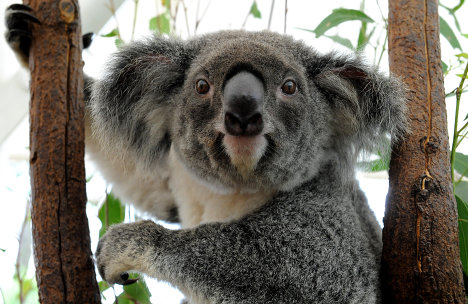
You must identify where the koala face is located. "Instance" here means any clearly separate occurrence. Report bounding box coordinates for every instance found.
[171,36,330,192]
[92,30,407,197]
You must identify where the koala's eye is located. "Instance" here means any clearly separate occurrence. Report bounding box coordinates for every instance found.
[196,79,210,95]
[281,80,297,95]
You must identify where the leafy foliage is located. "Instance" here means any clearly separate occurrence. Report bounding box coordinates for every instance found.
[457,195,468,275]
[96,194,152,303]
[149,14,171,34]
[312,8,374,38]
[305,1,468,291]
[119,275,152,304]
[98,192,125,238]
[250,1,262,19]
[455,152,468,180]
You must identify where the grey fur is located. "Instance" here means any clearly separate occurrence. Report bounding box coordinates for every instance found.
[5,16,407,302]
[93,31,408,303]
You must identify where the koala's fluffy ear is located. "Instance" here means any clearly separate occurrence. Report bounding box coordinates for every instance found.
[310,53,408,155]
[91,37,194,165]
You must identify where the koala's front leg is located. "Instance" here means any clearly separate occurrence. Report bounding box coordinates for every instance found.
[95,220,165,285]
[96,219,276,303]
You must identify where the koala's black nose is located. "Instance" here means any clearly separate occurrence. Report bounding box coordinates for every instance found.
[223,71,264,137]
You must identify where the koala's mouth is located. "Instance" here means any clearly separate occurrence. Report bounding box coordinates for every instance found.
[222,133,267,178]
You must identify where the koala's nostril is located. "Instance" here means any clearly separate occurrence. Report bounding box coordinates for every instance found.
[225,112,243,136]
[245,113,263,136]
[224,111,263,136]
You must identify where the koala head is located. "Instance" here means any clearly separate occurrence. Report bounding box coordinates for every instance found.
[92,30,407,194]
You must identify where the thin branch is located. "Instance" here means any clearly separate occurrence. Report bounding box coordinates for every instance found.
[181,0,191,36]
[456,129,468,149]
[450,61,468,180]
[375,0,387,24]
[377,30,388,67]
[241,5,251,29]
[455,163,468,185]
[107,0,123,40]
[154,0,162,35]
[194,0,211,34]
[267,0,276,30]
[171,0,181,34]
[284,0,288,34]
[194,0,201,34]
[131,0,140,41]
[15,200,31,304]
[459,120,468,134]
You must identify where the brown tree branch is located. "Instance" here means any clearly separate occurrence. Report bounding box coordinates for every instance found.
[381,0,465,302]
[24,0,100,302]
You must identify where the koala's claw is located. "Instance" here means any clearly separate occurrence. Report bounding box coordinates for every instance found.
[6,4,34,13]
[5,4,40,33]
[82,32,94,49]
[120,273,139,285]
[5,4,93,66]
[5,4,39,66]
[5,5,41,26]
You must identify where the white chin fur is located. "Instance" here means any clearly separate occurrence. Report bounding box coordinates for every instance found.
[223,134,267,178]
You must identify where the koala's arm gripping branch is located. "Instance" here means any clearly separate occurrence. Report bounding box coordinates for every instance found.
[25,0,100,303]
[381,0,465,302]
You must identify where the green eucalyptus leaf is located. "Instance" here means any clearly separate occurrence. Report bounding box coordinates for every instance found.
[250,1,262,19]
[86,174,94,183]
[98,281,111,293]
[455,152,468,178]
[456,181,468,204]
[101,28,119,38]
[324,35,354,49]
[24,277,38,303]
[116,294,133,304]
[457,194,468,275]
[357,156,390,172]
[442,60,448,74]
[115,38,124,48]
[357,20,367,50]
[456,53,468,59]
[98,192,125,238]
[150,13,171,34]
[123,276,152,304]
[439,16,462,50]
[463,33,468,39]
[313,8,374,38]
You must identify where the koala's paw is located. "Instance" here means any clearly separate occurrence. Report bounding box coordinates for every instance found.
[5,4,94,67]
[5,4,40,66]
[95,220,162,285]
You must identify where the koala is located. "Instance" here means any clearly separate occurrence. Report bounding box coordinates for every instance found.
[6,4,408,303]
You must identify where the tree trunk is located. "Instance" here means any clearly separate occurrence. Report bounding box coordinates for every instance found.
[381,0,465,302]
[25,0,101,302]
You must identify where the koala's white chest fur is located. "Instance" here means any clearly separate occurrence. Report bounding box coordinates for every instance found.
[168,147,274,228]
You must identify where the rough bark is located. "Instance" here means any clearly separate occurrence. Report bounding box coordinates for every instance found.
[381,0,465,303]
[25,0,101,303]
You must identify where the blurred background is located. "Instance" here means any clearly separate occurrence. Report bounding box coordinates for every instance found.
[0,0,467,303]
